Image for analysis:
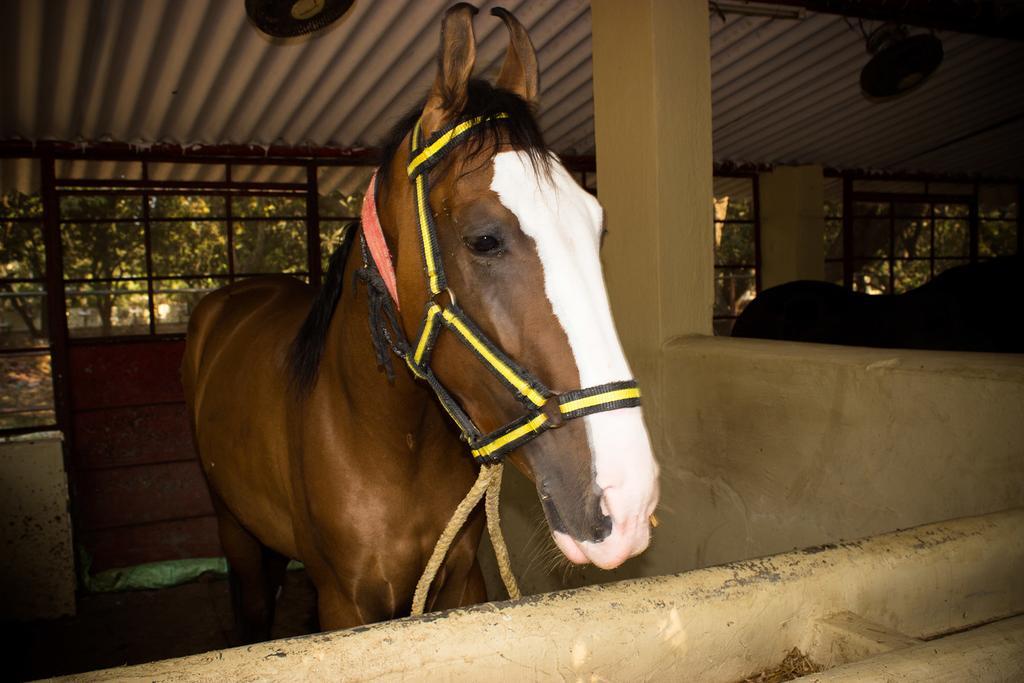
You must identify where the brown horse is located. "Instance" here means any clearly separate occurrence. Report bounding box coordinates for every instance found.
[182,4,658,641]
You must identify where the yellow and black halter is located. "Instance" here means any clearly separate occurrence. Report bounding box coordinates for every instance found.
[359,113,641,464]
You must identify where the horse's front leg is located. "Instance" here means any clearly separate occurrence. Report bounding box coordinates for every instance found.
[309,527,487,629]
[427,514,489,612]
[431,556,487,611]
[314,584,369,632]
[303,542,420,630]
[310,561,484,630]
[209,490,289,643]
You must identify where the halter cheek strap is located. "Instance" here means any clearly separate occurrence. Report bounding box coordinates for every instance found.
[357,113,642,464]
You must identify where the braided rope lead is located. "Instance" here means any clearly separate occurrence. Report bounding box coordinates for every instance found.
[411,463,521,616]
[484,464,521,601]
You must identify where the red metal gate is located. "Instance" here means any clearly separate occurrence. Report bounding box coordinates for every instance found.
[69,338,218,571]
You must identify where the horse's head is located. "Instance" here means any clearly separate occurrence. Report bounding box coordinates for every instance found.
[371,4,658,570]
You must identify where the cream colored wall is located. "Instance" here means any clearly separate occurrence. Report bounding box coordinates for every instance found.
[0,433,76,620]
[759,164,825,288]
[590,0,714,449]
[657,337,1024,566]
[480,338,1024,598]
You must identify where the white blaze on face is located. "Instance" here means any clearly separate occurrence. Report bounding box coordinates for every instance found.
[490,151,659,569]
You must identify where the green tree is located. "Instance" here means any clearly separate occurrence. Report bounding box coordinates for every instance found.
[232,196,307,274]
[0,192,47,342]
[6,187,368,338]
[60,194,146,335]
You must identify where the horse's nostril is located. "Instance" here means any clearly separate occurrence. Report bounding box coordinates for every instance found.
[590,514,612,542]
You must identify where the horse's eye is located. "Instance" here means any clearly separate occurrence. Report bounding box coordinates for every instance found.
[465,234,502,254]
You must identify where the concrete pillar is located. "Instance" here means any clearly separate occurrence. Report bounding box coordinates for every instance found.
[591,0,714,441]
[758,165,825,288]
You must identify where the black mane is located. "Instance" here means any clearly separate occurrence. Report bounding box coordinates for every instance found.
[287,80,550,395]
[286,228,357,395]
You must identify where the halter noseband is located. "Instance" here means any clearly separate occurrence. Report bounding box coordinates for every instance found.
[358,113,641,464]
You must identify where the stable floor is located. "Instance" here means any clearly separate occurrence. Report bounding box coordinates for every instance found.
[8,570,318,681]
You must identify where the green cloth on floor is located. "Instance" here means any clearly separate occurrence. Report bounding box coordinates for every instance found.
[79,547,304,593]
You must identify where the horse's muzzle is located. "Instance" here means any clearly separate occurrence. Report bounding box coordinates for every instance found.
[549,485,656,570]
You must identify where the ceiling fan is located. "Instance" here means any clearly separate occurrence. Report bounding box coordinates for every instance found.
[860,22,944,100]
[245,0,355,38]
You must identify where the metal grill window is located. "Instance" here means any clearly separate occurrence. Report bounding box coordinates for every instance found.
[829,174,1021,294]
[0,155,374,436]
[824,177,844,286]
[0,159,57,433]
[713,174,761,336]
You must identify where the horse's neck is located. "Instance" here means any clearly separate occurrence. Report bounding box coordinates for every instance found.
[319,153,470,473]
[319,242,462,468]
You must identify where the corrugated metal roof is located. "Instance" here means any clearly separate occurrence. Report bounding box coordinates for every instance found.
[1,0,592,153]
[710,11,1024,178]
[2,0,1022,192]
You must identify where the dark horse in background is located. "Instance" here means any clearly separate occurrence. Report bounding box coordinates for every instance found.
[732,256,1023,352]
[182,5,658,642]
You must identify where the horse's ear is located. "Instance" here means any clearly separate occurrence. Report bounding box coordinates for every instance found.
[421,3,478,137]
[491,7,538,106]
